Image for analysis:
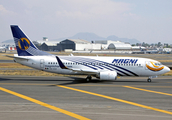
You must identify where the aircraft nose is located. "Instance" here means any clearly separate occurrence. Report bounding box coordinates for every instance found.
[164,66,170,73]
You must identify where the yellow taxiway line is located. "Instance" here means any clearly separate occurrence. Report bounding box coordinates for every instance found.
[124,86,172,96]
[1,83,172,88]
[0,87,90,120]
[57,85,172,115]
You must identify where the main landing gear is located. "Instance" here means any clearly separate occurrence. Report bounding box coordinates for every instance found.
[86,75,92,82]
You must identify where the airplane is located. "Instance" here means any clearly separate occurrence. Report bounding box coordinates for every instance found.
[8,25,170,82]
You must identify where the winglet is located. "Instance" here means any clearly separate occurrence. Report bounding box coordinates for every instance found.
[56,56,68,69]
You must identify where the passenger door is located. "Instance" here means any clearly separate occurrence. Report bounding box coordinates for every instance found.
[40,59,44,68]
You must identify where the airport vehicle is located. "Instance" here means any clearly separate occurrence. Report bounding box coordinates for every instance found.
[9,25,170,82]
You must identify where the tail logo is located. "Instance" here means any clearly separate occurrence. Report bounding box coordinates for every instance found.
[18,38,30,50]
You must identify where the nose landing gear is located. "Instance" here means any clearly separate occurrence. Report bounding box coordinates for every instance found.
[147,76,157,82]
[147,78,151,82]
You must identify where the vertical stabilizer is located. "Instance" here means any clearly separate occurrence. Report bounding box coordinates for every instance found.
[10,25,51,56]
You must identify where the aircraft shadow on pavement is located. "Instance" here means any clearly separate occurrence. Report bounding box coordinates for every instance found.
[48,77,113,86]
[51,77,147,86]
[10,77,149,85]
[0,77,12,81]
[0,76,151,86]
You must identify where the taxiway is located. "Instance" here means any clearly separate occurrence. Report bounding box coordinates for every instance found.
[0,76,172,120]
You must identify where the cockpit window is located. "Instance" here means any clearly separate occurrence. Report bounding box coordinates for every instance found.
[154,62,162,66]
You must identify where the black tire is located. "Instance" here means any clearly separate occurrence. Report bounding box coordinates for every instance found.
[86,76,92,82]
[147,79,151,82]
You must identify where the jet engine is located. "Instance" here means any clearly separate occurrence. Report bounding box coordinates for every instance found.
[98,71,117,80]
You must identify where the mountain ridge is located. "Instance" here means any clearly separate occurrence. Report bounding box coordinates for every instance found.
[65,32,140,44]
[1,32,140,44]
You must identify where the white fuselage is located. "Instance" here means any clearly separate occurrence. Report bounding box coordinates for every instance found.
[13,55,170,78]
[10,25,170,81]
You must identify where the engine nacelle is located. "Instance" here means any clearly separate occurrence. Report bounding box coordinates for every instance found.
[99,71,117,80]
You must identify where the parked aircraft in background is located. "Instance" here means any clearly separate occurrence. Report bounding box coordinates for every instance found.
[0,47,6,49]
[8,25,170,82]
[0,46,6,53]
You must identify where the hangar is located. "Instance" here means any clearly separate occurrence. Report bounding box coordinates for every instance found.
[58,39,90,51]
[36,39,132,51]
[58,39,132,51]
[95,40,132,50]
[36,41,59,51]
[108,43,131,49]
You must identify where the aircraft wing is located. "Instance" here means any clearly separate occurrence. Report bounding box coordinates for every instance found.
[70,68,98,74]
[56,56,98,74]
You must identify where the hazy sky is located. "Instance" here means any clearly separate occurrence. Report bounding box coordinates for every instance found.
[0,0,172,43]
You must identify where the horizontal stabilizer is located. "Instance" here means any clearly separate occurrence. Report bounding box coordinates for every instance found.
[4,55,29,60]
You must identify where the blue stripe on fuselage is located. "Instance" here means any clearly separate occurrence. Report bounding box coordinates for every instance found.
[60,57,138,76]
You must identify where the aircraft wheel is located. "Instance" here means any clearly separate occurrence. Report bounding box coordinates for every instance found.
[147,79,151,82]
[86,76,92,82]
